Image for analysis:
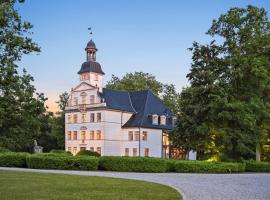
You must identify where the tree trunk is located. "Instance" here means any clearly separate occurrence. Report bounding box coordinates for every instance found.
[256,144,261,162]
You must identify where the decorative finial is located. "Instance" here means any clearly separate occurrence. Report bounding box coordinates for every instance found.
[88,27,93,39]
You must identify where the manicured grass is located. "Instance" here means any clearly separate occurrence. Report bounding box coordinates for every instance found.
[0,171,182,200]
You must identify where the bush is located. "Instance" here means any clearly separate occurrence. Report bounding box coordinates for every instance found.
[99,156,167,173]
[0,152,28,167]
[0,147,11,153]
[166,159,177,172]
[174,160,245,173]
[76,150,100,157]
[245,161,270,172]
[50,149,72,155]
[26,154,98,170]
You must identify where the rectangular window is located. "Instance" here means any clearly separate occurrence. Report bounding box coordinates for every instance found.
[90,113,95,122]
[135,131,140,141]
[97,112,101,122]
[97,147,101,154]
[133,148,138,157]
[160,115,166,125]
[142,131,147,141]
[67,147,72,152]
[73,131,77,140]
[125,148,129,156]
[73,114,78,123]
[96,130,101,140]
[144,148,149,157]
[90,131,95,140]
[81,131,86,143]
[82,96,86,104]
[90,95,95,104]
[128,131,133,141]
[67,131,71,140]
[80,147,86,151]
[152,114,158,125]
[67,115,71,124]
[90,147,94,152]
[82,113,86,123]
[74,97,78,106]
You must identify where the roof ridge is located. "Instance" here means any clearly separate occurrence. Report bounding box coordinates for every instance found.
[127,92,137,113]
[139,90,150,127]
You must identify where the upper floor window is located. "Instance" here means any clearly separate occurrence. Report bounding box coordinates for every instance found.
[97,112,101,122]
[67,131,71,140]
[152,114,158,125]
[82,96,86,105]
[96,130,102,140]
[73,114,78,123]
[160,115,166,125]
[135,131,140,141]
[90,131,95,140]
[90,95,95,104]
[73,131,77,140]
[128,131,133,141]
[82,113,87,123]
[90,113,95,122]
[142,131,147,141]
[67,115,71,124]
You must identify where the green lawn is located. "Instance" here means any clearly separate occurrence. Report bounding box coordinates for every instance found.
[0,171,182,200]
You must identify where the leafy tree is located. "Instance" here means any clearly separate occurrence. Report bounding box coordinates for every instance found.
[0,0,46,151]
[172,5,270,161]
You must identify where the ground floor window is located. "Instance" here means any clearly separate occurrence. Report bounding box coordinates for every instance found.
[80,147,86,151]
[67,147,72,152]
[125,148,129,156]
[90,147,94,151]
[73,131,77,140]
[97,147,101,154]
[144,148,149,157]
[73,147,77,155]
[133,148,138,157]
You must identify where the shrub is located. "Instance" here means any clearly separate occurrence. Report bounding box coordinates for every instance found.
[76,150,100,157]
[174,160,245,173]
[0,152,28,167]
[50,149,72,155]
[166,159,177,172]
[99,156,167,173]
[245,161,270,172]
[26,154,98,170]
[0,147,11,153]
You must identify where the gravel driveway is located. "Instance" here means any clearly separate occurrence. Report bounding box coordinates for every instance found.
[0,167,269,200]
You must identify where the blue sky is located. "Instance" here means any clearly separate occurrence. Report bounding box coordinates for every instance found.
[17,0,270,111]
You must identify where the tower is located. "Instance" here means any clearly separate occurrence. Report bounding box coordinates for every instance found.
[77,38,105,92]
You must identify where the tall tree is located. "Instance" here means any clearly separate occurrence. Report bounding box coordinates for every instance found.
[173,5,270,161]
[0,0,46,151]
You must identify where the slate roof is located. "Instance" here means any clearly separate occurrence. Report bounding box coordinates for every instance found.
[85,39,97,50]
[100,88,174,130]
[78,61,105,75]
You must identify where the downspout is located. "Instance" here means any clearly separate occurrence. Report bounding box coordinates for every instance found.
[139,127,141,157]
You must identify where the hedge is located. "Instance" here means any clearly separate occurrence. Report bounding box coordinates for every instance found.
[26,154,99,170]
[174,160,245,173]
[99,156,167,172]
[245,161,270,172]
[0,152,28,167]
[50,149,72,155]
[76,150,100,157]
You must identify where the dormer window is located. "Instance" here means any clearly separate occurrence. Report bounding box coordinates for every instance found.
[152,114,158,125]
[160,115,166,125]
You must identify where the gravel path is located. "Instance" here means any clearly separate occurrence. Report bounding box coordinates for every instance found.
[0,167,269,200]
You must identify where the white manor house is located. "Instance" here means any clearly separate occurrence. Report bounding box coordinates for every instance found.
[65,38,175,158]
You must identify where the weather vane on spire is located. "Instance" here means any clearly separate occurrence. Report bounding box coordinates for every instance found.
[88,27,93,39]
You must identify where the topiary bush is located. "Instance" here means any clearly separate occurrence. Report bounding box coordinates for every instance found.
[76,150,100,157]
[174,160,245,173]
[99,156,167,173]
[0,152,29,167]
[50,149,72,155]
[26,154,98,170]
[245,161,270,172]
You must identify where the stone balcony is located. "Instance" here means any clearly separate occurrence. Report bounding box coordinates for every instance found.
[65,102,107,111]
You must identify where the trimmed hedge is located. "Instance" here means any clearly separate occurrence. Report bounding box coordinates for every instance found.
[99,156,167,172]
[174,160,245,173]
[245,161,270,172]
[76,150,101,157]
[0,152,28,167]
[26,154,99,170]
[50,150,72,155]
[0,147,11,153]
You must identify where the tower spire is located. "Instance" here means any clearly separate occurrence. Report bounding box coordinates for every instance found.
[85,27,97,61]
